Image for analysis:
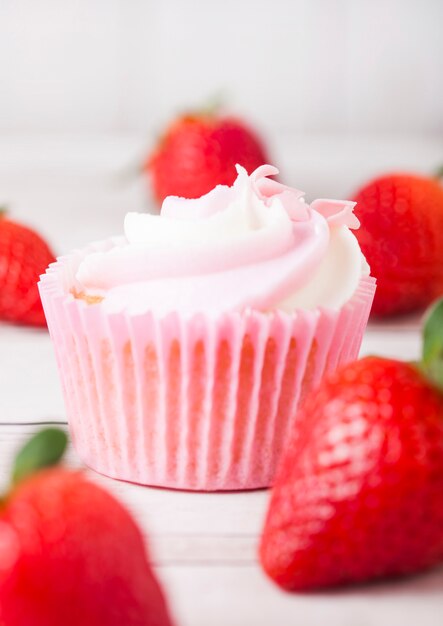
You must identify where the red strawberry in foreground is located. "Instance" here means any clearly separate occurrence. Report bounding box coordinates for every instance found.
[0,211,56,327]
[260,298,443,591]
[146,111,269,204]
[0,430,174,626]
[353,174,443,317]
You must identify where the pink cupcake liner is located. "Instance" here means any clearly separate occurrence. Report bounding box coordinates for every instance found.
[39,240,376,491]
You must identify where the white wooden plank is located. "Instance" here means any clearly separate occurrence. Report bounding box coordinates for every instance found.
[158,565,443,626]
[0,325,65,423]
[361,327,421,362]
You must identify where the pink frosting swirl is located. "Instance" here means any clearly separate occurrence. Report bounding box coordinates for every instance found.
[76,165,362,316]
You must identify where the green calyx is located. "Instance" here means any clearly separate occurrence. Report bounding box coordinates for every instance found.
[421,297,443,392]
[197,92,225,118]
[12,428,68,486]
[181,92,226,121]
[0,206,8,218]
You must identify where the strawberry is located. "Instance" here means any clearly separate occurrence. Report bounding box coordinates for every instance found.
[146,112,269,204]
[0,211,56,327]
[353,174,443,316]
[260,298,443,591]
[0,429,174,626]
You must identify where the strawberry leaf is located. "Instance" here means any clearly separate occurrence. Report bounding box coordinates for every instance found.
[422,297,443,391]
[12,428,67,485]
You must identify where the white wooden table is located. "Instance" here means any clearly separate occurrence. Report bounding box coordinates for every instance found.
[1,135,442,626]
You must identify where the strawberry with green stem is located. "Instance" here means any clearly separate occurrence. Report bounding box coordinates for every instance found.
[260,298,443,591]
[146,108,269,204]
[0,429,174,626]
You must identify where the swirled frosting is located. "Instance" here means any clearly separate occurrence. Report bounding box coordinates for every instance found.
[76,165,369,316]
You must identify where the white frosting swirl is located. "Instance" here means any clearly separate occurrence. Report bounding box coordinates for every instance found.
[76,165,368,316]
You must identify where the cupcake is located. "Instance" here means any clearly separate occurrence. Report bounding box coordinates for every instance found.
[39,165,375,491]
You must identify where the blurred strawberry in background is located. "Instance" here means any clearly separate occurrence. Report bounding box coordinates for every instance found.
[0,429,174,626]
[0,211,55,327]
[260,298,443,591]
[353,173,443,317]
[145,108,269,204]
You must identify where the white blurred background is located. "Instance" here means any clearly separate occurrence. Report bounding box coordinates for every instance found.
[0,0,442,251]
[1,0,442,135]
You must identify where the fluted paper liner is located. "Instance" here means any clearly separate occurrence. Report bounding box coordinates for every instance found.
[39,239,376,491]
